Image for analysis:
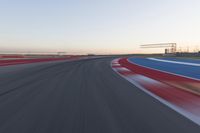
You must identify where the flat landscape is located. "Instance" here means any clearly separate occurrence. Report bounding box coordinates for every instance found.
[1,0,200,132]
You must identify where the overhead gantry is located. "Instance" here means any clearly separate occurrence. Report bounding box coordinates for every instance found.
[140,43,177,54]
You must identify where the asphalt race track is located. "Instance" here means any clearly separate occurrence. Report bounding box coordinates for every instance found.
[0,57,199,133]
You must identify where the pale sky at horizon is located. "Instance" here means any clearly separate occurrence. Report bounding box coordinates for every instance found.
[0,0,200,54]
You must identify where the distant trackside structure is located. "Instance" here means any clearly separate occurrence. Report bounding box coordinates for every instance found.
[140,43,177,54]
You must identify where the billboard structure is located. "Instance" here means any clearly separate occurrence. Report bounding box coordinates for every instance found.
[140,43,177,54]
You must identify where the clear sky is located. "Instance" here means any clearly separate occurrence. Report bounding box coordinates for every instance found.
[0,0,200,54]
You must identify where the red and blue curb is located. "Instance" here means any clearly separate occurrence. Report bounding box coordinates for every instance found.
[0,56,81,66]
[111,57,200,126]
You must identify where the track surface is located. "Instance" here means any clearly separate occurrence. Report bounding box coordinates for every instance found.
[0,57,199,133]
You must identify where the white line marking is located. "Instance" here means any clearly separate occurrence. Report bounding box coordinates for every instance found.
[116,67,131,72]
[111,58,200,126]
[112,63,121,66]
[125,76,200,126]
[148,58,200,67]
[127,59,200,81]
[128,74,164,86]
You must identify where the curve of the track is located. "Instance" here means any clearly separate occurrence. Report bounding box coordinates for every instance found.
[0,57,199,133]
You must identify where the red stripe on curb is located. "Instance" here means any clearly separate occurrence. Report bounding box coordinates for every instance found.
[0,57,80,66]
[112,58,200,125]
[119,58,199,83]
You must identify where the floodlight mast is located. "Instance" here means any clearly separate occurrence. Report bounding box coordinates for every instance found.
[140,43,177,54]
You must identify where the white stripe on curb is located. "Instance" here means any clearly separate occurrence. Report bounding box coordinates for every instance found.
[148,58,200,67]
[111,58,200,126]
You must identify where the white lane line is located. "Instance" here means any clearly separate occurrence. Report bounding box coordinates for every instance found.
[127,59,200,81]
[111,58,200,126]
[112,63,121,66]
[148,58,200,67]
[125,76,200,126]
[115,67,131,72]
